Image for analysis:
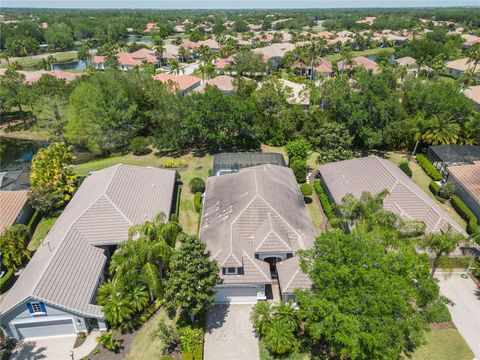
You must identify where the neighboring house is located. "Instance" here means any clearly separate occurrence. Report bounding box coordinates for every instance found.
[197,39,221,51]
[93,50,159,71]
[0,70,82,84]
[396,56,417,68]
[446,58,480,77]
[0,170,30,191]
[253,42,296,70]
[427,145,480,178]
[277,79,310,107]
[316,31,334,39]
[447,161,480,221]
[0,165,176,340]
[163,44,181,61]
[174,24,185,33]
[193,75,239,94]
[337,56,380,74]
[319,156,465,235]
[212,152,286,176]
[292,58,333,78]
[461,34,480,47]
[153,73,202,93]
[464,85,480,110]
[214,55,236,72]
[336,30,355,38]
[0,191,33,234]
[356,16,376,25]
[144,22,158,33]
[199,164,316,303]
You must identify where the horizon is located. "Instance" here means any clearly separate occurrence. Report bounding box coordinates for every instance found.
[2,0,480,9]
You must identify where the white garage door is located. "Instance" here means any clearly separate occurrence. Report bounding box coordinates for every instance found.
[15,319,76,339]
[215,286,258,304]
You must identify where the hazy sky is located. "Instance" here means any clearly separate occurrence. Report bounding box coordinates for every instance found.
[2,0,479,9]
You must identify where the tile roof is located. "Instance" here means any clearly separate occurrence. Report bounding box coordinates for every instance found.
[197,39,220,49]
[277,79,310,106]
[193,75,245,94]
[17,70,81,84]
[337,56,380,74]
[253,43,296,61]
[396,56,417,67]
[0,191,29,234]
[447,58,480,73]
[448,161,480,205]
[0,165,176,318]
[200,164,316,287]
[153,73,201,92]
[464,85,480,105]
[276,256,312,294]
[319,156,465,235]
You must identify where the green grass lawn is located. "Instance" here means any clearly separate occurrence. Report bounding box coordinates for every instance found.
[28,215,58,252]
[325,47,395,62]
[411,328,474,360]
[384,151,467,230]
[0,50,78,68]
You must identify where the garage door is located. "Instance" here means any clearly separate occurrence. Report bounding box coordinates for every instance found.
[215,286,258,304]
[15,319,75,339]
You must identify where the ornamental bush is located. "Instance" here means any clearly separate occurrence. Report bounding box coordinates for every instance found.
[399,160,412,178]
[416,154,442,181]
[189,177,206,194]
[300,183,313,197]
[314,180,334,219]
[129,136,152,156]
[290,158,307,183]
[97,331,121,351]
[194,192,202,214]
[451,195,480,236]
[429,181,441,196]
[162,159,188,168]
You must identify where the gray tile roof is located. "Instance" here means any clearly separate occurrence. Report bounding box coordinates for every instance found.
[276,256,312,294]
[319,156,465,235]
[199,164,316,287]
[0,165,176,318]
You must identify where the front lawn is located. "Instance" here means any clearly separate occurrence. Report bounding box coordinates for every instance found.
[411,328,474,360]
[28,215,58,252]
[325,47,395,62]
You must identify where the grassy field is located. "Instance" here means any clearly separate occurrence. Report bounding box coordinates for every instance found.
[384,151,467,230]
[411,328,474,360]
[325,47,395,62]
[28,216,58,252]
[0,50,78,69]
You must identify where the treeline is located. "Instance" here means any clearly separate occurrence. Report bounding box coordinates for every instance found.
[1,67,478,161]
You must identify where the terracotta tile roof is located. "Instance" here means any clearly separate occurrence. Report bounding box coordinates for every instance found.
[19,70,80,84]
[317,31,334,39]
[181,40,199,49]
[0,191,29,234]
[464,85,480,105]
[197,39,220,50]
[337,56,380,74]
[92,55,106,64]
[215,55,235,70]
[447,58,480,73]
[153,73,201,91]
[193,75,238,94]
[396,56,417,67]
[253,42,295,61]
[448,161,480,205]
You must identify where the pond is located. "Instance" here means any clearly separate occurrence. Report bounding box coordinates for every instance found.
[367,54,396,64]
[52,60,90,71]
[125,36,152,43]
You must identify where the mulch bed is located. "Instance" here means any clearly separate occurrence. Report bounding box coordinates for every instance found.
[469,273,480,288]
[430,322,456,329]
[87,331,135,360]
[73,334,87,348]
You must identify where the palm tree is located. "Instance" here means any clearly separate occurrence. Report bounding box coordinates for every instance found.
[308,39,326,80]
[423,115,461,145]
[407,113,431,156]
[130,284,150,311]
[419,228,463,278]
[46,55,57,71]
[197,45,213,65]
[169,59,181,75]
[339,45,354,76]
[250,301,273,336]
[264,319,296,355]
[0,224,31,270]
[178,46,189,63]
[154,38,165,67]
[466,43,480,74]
[274,301,299,331]
[140,261,162,301]
[97,279,134,327]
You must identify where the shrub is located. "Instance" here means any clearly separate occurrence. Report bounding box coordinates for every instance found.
[451,195,480,236]
[285,139,311,163]
[129,136,152,156]
[398,160,412,178]
[314,180,334,219]
[153,322,178,355]
[439,182,455,199]
[194,192,202,214]
[162,159,187,168]
[161,356,173,360]
[0,269,15,293]
[97,331,121,352]
[416,154,442,181]
[189,177,205,194]
[429,181,441,196]
[178,326,204,354]
[28,185,64,216]
[290,158,307,183]
[300,183,313,197]
[26,210,41,234]
[423,298,452,323]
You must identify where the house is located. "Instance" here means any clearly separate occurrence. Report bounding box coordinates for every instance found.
[199,164,316,303]
[93,50,159,71]
[214,55,236,72]
[193,75,239,94]
[174,24,185,33]
[464,85,480,110]
[337,56,380,74]
[0,165,176,340]
[253,42,296,69]
[197,39,221,51]
[144,22,158,33]
[0,170,30,191]
[427,145,480,178]
[336,30,355,38]
[292,58,333,78]
[248,23,263,31]
[0,191,33,234]
[396,56,417,68]
[212,152,286,176]
[317,31,334,39]
[356,16,376,25]
[446,58,480,77]
[447,161,480,221]
[163,44,181,61]
[278,79,310,107]
[318,156,465,235]
[461,34,480,47]
[153,73,202,93]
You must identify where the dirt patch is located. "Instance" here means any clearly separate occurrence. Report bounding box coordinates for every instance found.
[430,322,456,329]
[87,331,135,360]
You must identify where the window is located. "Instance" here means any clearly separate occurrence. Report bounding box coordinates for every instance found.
[225,267,237,275]
[27,302,46,315]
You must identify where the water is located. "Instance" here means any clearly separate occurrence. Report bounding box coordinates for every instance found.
[367,54,396,64]
[126,36,152,44]
[52,60,90,71]
[0,138,47,171]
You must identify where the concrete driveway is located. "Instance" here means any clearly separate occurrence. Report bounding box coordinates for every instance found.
[204,304,259,360]
[436,272,480,359]
[10,335,77,360]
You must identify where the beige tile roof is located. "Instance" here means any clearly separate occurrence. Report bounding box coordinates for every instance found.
[448,161,480,205]
[319,156,465,235]
[337,56,380,74]
[277,79,310,106]
[276,256,312,294]
[253,42,296,61]
[200,165,316,288]
[464,85,480,105]
[153,73,201,91]
[447,58,480,73]
[0,190,29,234]
[193,75,238,94]
[396,56,417,67]
[0,165,176,318]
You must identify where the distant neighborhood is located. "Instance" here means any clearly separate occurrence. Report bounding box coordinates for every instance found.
[0,6,479,360]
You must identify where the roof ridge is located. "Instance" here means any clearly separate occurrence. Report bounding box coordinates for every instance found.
[242,250,270,282]
[103,193,134,228]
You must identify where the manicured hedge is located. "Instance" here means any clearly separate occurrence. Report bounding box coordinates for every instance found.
[26,210,41,234]
[290,158,307,183]
[300,183,313,197]
[416,154,442,181]
[314,180,334,219]
[429,181,441,196]
[398,160,412,178]
[194,192,203,214]
[451,195,480,236]
[189,177,206,194]
[0,269,15,293]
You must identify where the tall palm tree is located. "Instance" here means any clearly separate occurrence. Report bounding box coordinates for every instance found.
[0,224,31,270]
[339,45,354,76]
[407,113,431,156]
[130,284,150,311]
[154,38,165,67]
[423,115,461,145]
[169,59,181,75]
[466,43,480,74]
[250,301,273,336]
[308,39,327,80]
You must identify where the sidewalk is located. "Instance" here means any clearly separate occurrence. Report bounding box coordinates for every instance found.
[73,330,101,359]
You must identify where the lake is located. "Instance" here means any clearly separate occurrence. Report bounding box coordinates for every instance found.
[367,54,396,64]
[125,36,152,43]
[52,60,90,70]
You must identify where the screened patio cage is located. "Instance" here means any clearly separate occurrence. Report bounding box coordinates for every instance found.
[427,145,480,179]
[212,152,286,176]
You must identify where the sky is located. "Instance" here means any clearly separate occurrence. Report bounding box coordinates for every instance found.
[1,0,479,8]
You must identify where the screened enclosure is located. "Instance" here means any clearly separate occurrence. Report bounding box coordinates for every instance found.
[213,152,286,176]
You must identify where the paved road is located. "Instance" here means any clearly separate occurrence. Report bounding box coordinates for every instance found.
[204,304,259,360]
[436,272,480,359]
[182,61,200,75]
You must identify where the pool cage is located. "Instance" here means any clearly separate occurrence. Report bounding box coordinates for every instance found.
[212,152,286,176]
[427,145,480,179]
